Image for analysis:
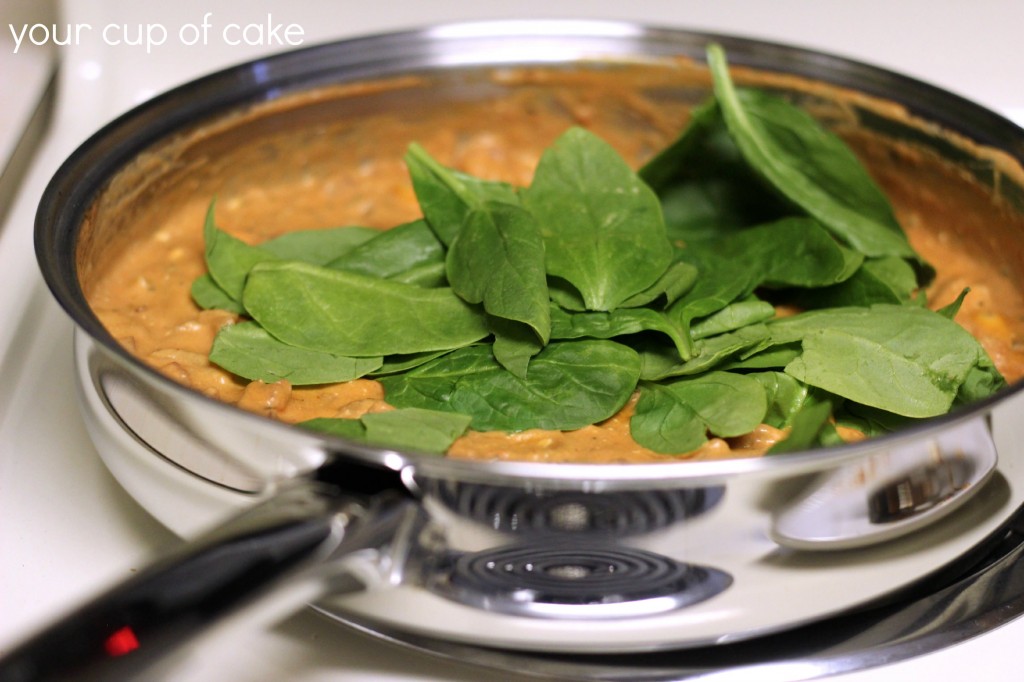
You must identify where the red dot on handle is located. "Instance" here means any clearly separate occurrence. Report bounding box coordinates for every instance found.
[104,626,140,657]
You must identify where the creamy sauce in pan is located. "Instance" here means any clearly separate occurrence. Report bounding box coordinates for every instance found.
[85,67,1024,463]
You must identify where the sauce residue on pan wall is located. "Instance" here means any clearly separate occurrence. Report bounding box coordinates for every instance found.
[82,63,1024,463]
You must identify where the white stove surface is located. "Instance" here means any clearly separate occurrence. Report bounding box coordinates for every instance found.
[2,1,1023,680]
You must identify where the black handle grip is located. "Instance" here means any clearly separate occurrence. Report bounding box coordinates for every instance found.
[0,479,406,681]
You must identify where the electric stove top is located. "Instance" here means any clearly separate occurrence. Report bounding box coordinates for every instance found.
[2,2,1023,680]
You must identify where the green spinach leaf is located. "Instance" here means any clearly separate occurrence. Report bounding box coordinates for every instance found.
[549,305,690,359]
[489,316,545,379]
[404,143,520,246]
[523,127,673,311]
[786,327,960,417]
[769,304,994,417]
[954,353,1007,405]
[380,340,641,431]
[210,321,382,384]
[794,255,919,308]
[668,371,768,437]
[242,260,490,357]
[191,273,243,313]
[630,372,767,454]
[937,287,970,319]
[749,371,812,429]
[640,99,790,241]
[300,407,472,454]
[446,203,550,344]
[202,201,280,303]
[370,350,455,376]
[629,383,707,454]
[619,260,699,309]
[666,248,758,346]
[690,297,775,340]
[720,342,801,371]
[766,395,834,454]
[328,219,446,281]
[720,217,863,289]
[389,261,448,288]
[261,226,379,264]
[833,401,916,439]
[707,44,917,262]
[658,324,771,379]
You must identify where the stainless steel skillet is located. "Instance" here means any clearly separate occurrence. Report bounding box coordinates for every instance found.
[4,19,1024,681]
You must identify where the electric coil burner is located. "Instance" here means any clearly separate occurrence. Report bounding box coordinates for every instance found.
[421,485,733,618]
[428,545,732,619]
[430,484,725,536]
[321,506,1024,680]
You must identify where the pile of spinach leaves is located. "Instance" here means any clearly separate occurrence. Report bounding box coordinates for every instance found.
[192,44,1005,456]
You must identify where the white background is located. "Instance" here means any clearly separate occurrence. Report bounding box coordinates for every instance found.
[2,1,1023,680]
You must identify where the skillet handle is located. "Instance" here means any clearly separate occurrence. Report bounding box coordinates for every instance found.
[0,475,414,682]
